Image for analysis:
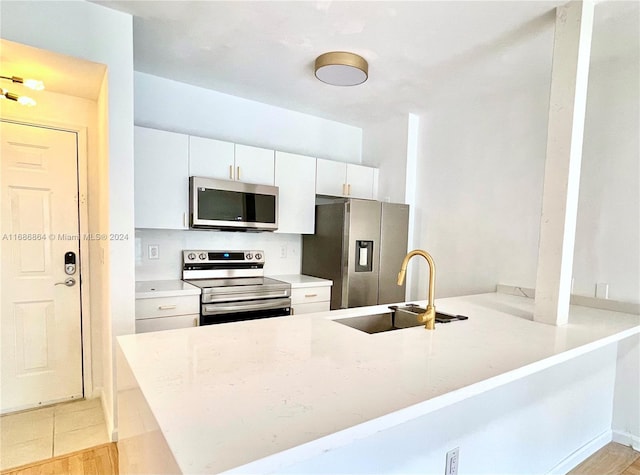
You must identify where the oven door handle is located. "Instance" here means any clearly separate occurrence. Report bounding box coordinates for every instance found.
[202,298,291,315]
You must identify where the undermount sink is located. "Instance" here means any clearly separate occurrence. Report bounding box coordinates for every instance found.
[334,305,468,334]
[334,312,421,334]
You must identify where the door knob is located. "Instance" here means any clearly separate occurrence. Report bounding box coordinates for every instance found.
[55,277,76,287]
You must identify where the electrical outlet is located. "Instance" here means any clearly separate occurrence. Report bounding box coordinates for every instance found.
[148,244,160,260]
[280,245,287,258]
[445,447,459,475]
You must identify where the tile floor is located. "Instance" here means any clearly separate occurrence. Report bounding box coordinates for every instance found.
[0,398,109,471]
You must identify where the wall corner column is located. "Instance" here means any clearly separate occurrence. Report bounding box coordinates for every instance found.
[534,0,595,325]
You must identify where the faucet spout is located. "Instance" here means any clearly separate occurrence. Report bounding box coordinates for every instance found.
[397,249,437,330]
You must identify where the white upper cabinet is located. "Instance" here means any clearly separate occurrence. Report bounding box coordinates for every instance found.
[346,163,375,199]
[316,158,377,200]
[135,126,189,229]
[234,144,275,185]
[316,158,347,197]
[188,138,274,185]
[188,136,235,179]
[275,151,316,234]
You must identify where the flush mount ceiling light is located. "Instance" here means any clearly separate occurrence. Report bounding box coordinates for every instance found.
[314,51,368,86]
[0,75,44,107]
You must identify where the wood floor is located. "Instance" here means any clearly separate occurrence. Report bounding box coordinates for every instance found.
[0,440,636,474]
[0,443,117,475]
[569,442,640,475]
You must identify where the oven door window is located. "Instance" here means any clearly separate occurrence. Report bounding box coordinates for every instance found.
[198,189,276,224]
[201,298,291,325]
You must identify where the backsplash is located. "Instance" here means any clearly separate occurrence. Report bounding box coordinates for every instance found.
[135,229,302,280]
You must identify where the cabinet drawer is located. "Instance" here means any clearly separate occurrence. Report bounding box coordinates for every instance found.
[135,314,199,334]
[135,296,200,319]
[290,286,331,305]
[292,302,330,315]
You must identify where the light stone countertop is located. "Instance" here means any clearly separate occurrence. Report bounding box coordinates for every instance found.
[268,274,333,288]
[135,280,201,299]
[117,292,639,474]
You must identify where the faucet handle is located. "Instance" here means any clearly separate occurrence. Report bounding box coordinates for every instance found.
[419,307,436,330]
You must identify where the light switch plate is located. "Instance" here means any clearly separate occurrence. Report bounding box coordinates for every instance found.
[148,244,160,260]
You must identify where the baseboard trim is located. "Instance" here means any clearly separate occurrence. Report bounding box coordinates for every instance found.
[612,430,640,451]
[547,430,612,475]
[96,388,117,442]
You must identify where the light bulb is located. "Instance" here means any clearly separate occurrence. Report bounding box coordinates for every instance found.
[17,96,36,107]
[23,78,45,91]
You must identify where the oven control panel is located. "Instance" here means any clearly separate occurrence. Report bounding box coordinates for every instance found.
[183,250,264,264]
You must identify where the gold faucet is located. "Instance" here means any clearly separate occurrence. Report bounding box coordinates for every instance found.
[397,250,437,330]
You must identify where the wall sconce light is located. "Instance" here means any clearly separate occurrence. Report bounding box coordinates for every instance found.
[0,75,44,106]
[1,88,37,106]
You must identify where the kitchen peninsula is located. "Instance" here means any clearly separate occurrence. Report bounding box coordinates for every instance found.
[117,291,639,475]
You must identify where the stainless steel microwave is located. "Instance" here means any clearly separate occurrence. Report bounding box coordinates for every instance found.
[189,177,278,231]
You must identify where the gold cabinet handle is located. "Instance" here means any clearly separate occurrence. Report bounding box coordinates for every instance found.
[229,165,233,180]
[158,305,177,310]
[237,166,241,181]
[347,184,351,195]
[193,318,198,327]
[304,293,318,298]
[342,183,347,195]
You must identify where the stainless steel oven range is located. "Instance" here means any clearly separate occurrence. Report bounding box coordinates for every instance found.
[182,250,291,326]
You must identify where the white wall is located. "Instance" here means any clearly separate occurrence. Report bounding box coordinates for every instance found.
[273,344,618,474]
[134,72,362,163]
[406,8,638,303]
[412,87,548,299]
[573,55,640,303]
[0,85,106,398]
[361,114,410,204]
[613,335,640,449]
[133,72,364,280]
[0,0,135,438]
[136,230,301,280]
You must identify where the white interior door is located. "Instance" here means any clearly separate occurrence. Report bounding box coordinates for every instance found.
[0,121,83,413]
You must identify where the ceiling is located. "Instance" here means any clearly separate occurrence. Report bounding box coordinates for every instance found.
[95,1,638,127]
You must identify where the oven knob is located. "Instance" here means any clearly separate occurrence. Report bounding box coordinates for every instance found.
[246,253,253,260]
[199,252,207,260]
[187,253,196,260]
[255,253,262,260]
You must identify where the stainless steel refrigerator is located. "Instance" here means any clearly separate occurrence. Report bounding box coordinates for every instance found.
[302,199,409,309]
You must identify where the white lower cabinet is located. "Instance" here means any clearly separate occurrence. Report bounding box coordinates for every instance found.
[135,295,200,333]
[136,314,199,334]
[291,286,331,315]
